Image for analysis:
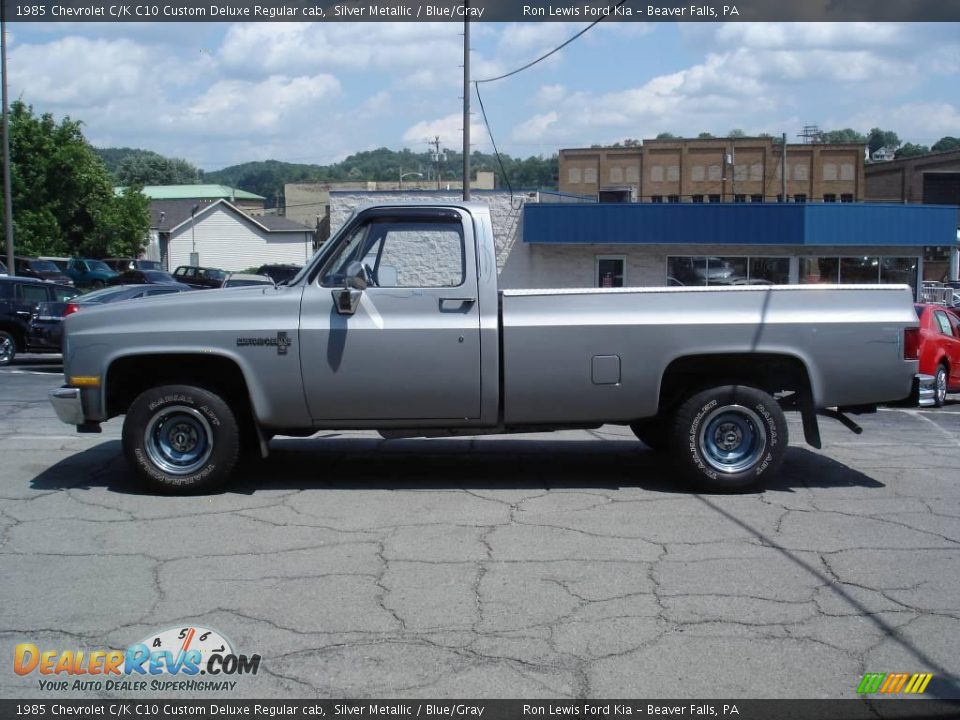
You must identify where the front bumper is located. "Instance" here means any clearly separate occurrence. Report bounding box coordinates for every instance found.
[914,373,936,407]
[48,387,85,425]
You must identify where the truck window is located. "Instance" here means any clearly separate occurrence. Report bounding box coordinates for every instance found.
[322,219,464,288]
[17,284,49,303]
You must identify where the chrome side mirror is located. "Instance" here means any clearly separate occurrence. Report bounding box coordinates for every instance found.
[344,261,367,290]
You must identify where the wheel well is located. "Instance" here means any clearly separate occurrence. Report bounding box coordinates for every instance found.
[659,353,813,412]
[106,354,257,443]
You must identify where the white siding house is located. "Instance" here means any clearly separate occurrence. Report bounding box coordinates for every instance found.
[163,200,314,271]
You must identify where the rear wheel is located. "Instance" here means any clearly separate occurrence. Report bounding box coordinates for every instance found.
[91,279,105,290]
[122,384,240,493]
[670,385,787,492]
[934,364,948,408]
[0,330,17,366]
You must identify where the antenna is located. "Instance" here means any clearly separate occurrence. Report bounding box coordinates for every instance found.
[797,124,822,144]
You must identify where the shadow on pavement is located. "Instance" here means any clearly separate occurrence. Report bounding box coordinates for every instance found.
[29,436,883,496]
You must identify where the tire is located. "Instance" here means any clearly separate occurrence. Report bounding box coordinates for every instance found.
[91,279,105,290]
[0,330,16,367]
[630,418,669,452]
[933,364,948,408]
[670,385,788,492]
[122,384,240,493]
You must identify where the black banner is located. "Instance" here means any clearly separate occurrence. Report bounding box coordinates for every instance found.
[3,0,960,23]
[2,701,960,720]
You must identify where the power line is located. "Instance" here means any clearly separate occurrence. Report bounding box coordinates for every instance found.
[474,2,627,85]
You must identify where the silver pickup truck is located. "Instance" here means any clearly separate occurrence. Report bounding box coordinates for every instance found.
[49,202,920,493]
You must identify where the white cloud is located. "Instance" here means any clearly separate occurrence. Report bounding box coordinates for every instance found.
[534,84,568,106]
[513,112,559,143]
[402,113,488,151]
[167,74,341,135]
[844,103,960,143]
[10,37,161,106]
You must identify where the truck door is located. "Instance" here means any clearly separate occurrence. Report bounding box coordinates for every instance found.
[299,207,482,421]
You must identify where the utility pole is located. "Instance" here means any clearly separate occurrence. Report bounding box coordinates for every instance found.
[462,9,470,201]
[2,6,14,275]
[781,133,787,202]
[430,136,442,190]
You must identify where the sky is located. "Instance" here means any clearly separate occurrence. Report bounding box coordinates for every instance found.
[6,20,960,171]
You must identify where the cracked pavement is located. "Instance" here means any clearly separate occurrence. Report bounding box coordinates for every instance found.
[1,357,959,699]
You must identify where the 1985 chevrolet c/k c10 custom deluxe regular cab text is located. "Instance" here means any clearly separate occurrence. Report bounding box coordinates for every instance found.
[49,202,921,493]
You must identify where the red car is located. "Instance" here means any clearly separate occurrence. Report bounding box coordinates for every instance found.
[915,303,960,406]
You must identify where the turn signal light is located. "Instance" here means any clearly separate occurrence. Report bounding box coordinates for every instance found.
[903,327,920,360]
[63,303,81,316]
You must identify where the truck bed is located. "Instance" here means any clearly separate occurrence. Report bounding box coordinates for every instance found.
[500,284,917,425]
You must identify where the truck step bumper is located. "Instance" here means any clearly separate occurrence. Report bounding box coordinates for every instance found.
[48,387,85,426]
[914,373,936,407]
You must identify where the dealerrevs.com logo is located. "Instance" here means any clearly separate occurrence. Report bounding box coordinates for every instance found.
[14,625,260,692]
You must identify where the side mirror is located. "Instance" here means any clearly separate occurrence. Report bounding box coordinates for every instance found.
[343,261,368,290]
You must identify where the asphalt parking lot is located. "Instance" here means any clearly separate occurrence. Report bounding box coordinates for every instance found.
[1,355,959,700]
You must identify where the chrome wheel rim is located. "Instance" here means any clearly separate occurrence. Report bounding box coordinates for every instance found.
[0,335,13,364]
[143,405,213,476]
[698,404,767,474]
[936,369,947,405]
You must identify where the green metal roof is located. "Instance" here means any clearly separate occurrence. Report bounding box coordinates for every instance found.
[115,184,265,201]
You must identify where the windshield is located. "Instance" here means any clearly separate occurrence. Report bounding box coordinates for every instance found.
[137,260,162,270]
[144,270,177,283]
[79,286,133,303]
[30,260,61,273]
[87,260,112,272]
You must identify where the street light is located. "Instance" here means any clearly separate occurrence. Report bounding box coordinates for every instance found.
[399,171,423,191]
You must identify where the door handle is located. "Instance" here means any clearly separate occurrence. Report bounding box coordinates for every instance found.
[439,297,476,310]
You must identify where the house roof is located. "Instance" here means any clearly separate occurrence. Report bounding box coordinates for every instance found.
[162,199,313,235]
[117,184,266,201]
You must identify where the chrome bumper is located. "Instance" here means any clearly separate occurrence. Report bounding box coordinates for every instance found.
[48,387,86,425]
[914,373,936,407]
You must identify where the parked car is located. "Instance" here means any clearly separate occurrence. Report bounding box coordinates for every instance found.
[29,284,193,352]
[255,263,302,285]
[915,303,960,407]
[38,256,71,272]
[0,276,79,365]
[64,258,119,289]
[0,260,7,276]
[172,265,227,289]
[103,258,164,273]
[222,272,275,288]
[13,257,74,286]
[107,270,187,287]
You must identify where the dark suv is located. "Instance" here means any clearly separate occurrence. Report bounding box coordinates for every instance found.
[172,265,227,289]
[13,257,74,286]
[256,263,302,285]
[0,276,79,365]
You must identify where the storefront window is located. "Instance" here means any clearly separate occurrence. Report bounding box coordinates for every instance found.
[881,257,919,294]
[840,257,880,284]
[749,258,790,284]
[596,256,625,287]
[800,257,839,284]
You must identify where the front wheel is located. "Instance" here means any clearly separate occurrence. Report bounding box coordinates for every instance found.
[91,279,105,290]
[670,385,788,492]
[122,384,240,493]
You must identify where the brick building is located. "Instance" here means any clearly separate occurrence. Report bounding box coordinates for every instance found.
[865,149,960,281]
[560,137,865,204]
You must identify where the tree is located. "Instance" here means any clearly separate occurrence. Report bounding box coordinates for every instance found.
[932,136,960,153]
[727,128,747,138]
[820,128,867,144]
[697,132,715,139]
[115,153,201,185]
[655,132,677,139]
[895,143,930,159]
[0,101,149,258]
[866,127,900,155]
